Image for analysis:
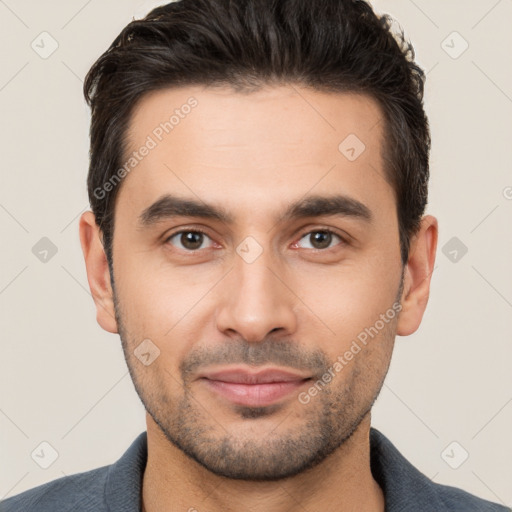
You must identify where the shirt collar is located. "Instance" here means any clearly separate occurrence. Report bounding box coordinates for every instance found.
[105,431,148,512]
[370,427,443,511]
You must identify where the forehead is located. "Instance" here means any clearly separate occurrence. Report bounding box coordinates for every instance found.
[118,84,391,224]
[126,84,384,159]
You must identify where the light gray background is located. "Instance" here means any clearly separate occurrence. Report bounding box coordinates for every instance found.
[1,0,511,506]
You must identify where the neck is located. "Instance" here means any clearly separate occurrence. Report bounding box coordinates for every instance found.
[141,412,384,512]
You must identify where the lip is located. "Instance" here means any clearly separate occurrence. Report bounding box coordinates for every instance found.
[199,367,311,384]
[198,367,312,407]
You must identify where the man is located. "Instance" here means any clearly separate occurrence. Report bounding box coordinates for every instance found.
[1,0,508,511]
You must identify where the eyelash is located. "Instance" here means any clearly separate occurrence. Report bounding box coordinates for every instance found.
[164,227,348,253]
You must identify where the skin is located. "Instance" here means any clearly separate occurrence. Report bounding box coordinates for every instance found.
[79,85,437,512]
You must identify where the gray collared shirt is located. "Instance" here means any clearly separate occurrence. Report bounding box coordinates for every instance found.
[1,428,509,511]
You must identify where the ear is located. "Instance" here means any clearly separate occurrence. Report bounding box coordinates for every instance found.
[396,215,438,336]
[79,211,118,333]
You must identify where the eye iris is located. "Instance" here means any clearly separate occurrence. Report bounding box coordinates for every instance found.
[181,232,203,250]
[311,231,332,249]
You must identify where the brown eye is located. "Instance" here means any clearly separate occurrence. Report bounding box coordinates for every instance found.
[166,230,212,251]
[297,230,343,250]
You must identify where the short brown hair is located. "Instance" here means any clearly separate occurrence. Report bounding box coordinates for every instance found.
[84,0,430,267]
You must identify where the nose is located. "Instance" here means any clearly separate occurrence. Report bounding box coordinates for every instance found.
[215,245,298,343]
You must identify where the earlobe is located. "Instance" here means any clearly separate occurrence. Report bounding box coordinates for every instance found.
[79,211,118,334]
[396,215,438,336]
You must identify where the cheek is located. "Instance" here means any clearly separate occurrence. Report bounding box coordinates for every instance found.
[294,257,401,347]
[113,246,222,343]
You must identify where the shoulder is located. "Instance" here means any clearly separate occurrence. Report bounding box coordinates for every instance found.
[0,465,110,512]
[0,432,147,512]
[433,481,510,512]
[370,427,510,512]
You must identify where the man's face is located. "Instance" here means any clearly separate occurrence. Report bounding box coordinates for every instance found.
[110,85,404,480]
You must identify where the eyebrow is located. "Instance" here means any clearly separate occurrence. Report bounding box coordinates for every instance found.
[138,192,372,228]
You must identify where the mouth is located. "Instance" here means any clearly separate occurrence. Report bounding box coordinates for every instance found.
[198,367,312,407]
